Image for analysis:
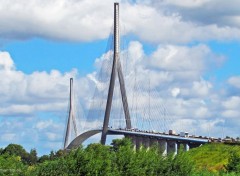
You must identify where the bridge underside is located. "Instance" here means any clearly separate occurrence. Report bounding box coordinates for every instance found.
[66,129,102,150]
[66,129,124,150]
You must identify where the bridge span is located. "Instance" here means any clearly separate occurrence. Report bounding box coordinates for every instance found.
[66,128,209,154]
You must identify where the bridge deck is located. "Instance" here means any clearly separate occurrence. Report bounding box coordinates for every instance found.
[66,128,209,150]
[108,129,209,143]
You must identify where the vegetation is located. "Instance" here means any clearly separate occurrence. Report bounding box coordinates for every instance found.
[0,139,239,175]
[188,143,240,172]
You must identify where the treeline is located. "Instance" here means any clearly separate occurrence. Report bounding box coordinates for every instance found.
[0,138,240,175]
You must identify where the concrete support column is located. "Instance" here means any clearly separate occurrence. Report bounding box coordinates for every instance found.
[143,137,150,149]
[129,135,136,150]
[167,140,177,155]
[158,139,167,155]
[177,143,181,154]
[150,138,158,148]
[136,136,143,150]
[184,143,189,151]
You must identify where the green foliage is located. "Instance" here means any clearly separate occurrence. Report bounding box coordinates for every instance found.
[0,139,240,175]
[1,144,39,165]
[33,158,73,176]
[1,144,27,158]
[38,154,50,163]
[225,150,240,173]
[111,137,132,151]
[0,154,27,175]
[168,149,195,176]
[29,149,38,165]
[30,138,196,176]
[78,143,113,175]
[187,143,240,172]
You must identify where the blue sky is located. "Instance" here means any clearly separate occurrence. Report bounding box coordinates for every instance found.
[3,39,240,80]
[0,0,240,156]
[2,38,106,74]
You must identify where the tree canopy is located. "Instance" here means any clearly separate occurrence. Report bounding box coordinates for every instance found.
[0,139,239,176]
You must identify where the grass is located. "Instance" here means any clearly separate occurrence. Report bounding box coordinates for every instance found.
[187,143,240,172]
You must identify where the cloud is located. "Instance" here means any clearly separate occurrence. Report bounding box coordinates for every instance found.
[178,78,213,99]
[221,96,240,119]
[151,0,240,28]
[1,0,240,44]
[0,52,15,70]
[0,0,114,42]
[0,133,16,142]
[160,0,211,8]
[0,50,104,153]
[36,119,55,130]
[169,118,225,137]
[0,51,78,116]
[84,40,239,138]
[171,87,180,97]
[121,1,240,43]
[228,76,240,89]
[149,44,210,72]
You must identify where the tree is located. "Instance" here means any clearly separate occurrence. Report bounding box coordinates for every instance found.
[29,149,38,165]
[1,144,27,157]
[1,144,31,164]
[168,150,195,176]
[0,154,27,175]
[34,158,70,176]
[80,143,113,175]
[55,149,67,158]
[38,155,50,163]
[49,151,55,160]
[114,138,138,175]
[225,151,240,173]
[111,137,132,151]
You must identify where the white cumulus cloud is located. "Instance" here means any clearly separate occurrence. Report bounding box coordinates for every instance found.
[1,0,240,43]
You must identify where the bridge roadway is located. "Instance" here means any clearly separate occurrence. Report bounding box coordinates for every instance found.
[66,128,209,154]
[108,129,209,143]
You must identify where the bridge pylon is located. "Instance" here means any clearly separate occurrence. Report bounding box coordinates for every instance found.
[64,78,78,149]
[101,2,131,145]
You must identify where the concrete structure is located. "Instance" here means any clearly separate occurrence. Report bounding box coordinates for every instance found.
[101,2,131,145]
[64,78,77,149]
[159,140,167,155]
[167,141,177,155]
[66,128,209,153]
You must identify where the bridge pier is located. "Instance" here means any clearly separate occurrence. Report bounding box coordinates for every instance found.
[143,137,150,149]
[167,140,177,155]
[184,143,190,151]
[177,142,181,154]
[131,135,137,150]
[150,138,158,147]
[159,139,167,155]
[136,136,143,150]
[125,135,135,149]
[175,143,190,153]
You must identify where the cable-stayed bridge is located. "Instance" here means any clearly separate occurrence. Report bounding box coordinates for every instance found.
[63,3,210,154]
